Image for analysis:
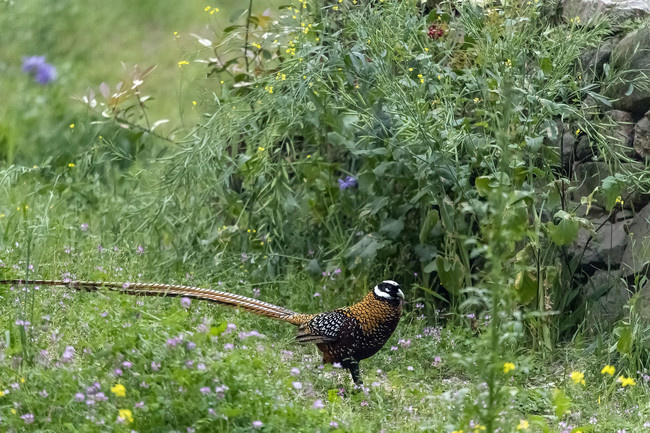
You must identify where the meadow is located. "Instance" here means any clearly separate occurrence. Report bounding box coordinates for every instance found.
[1,0,650,431]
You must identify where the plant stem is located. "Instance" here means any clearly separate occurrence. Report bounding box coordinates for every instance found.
[244,0,254,74]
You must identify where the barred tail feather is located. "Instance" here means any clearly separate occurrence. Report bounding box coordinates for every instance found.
[0,279,299,322]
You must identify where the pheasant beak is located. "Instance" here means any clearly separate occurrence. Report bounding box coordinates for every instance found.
[397,289,404,300]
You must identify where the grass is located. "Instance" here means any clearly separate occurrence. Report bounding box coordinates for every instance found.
[1,243,649,431]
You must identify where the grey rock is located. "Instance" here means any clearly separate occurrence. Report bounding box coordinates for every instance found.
[605,110,636,157]
[575,135,595,161]
[620,201,650,277]
[571,217,629,271]
[608,26,650,114]
[562,0,650,26]
[584,269,630,328]
[580,40,615,77]
[556,131,577,170]
[572,161,610,206]
[633,112,650,158]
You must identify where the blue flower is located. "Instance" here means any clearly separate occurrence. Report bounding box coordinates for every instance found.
[338,175,357,190]
[22,56,57,84]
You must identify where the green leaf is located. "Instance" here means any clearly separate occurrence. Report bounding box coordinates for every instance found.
[346,235,384,265]
[552,389,571,418]
[210,321,228,336]
[475,176,492,197]
[379,218,404,240]
[546,210,579,246]
[436,256,464,295]
[419,210,439,244]
[540,57,553,74]
[616,325,633,355]
[515,271,537,305]
[601,175,622,211]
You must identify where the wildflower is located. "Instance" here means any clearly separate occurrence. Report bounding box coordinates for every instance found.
[61,346,75,363]
[338,175,357,190]
[503,362,515,373]
[517,420,529,430]
[252,420,263,428]
[427,23,445,39]
[292,381,303,389]
[570,371,585,385]
[291,367,301,376]
[80,223,89,231]
[117,409,134,423]
[601,365,615,376]
[615,196,624,206]
[200,386,211,395]
[617,376,636,387]
[21,413,34,424]
[75,392,85,401]
[181,297,191,308]
[178,60,189,68]
[110,384,126,397]
[330,421,339,428]
[575,128,581,135]
[68,162,75,168]
[22,56,57,84]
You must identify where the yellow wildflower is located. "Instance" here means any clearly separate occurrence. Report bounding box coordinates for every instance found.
[111,384,126,397]
[118,409,134,423]
[178,60,189,68]
[601,365,615,376]
[517,420,529,430]
[503,362,515,373]
[617,376,636,387]
[68,163,75,167]
[570,371,585,385]
[69,123,75,129]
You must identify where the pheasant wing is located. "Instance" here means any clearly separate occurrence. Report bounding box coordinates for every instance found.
[295,310,350,344]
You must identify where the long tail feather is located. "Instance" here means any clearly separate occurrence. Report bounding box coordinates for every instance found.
[0,279,301,323]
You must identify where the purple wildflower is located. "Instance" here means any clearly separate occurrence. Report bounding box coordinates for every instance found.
[122,361,133,369]
[75,392,85,401]
[61,346,75,363]
[313,399,324,409]
[180,297,191,308]
[21,413,35,424]
[200,386,211,395]
[330,421,339,428]
[338,175,357,190]
[22,56,57,84]
[292,381,302,389]
[252,420,263,428]
[80,223,89,231]
[290,367,301,376]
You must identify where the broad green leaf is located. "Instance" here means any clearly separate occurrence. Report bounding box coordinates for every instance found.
[379,218,404,240]
[552,389,571,418]
[419,210,439,244]
[546,210,579,246]
[436,256,464,295]
[616,325,633,354]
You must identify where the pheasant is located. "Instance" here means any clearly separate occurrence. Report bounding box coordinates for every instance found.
[0,279,404,384]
